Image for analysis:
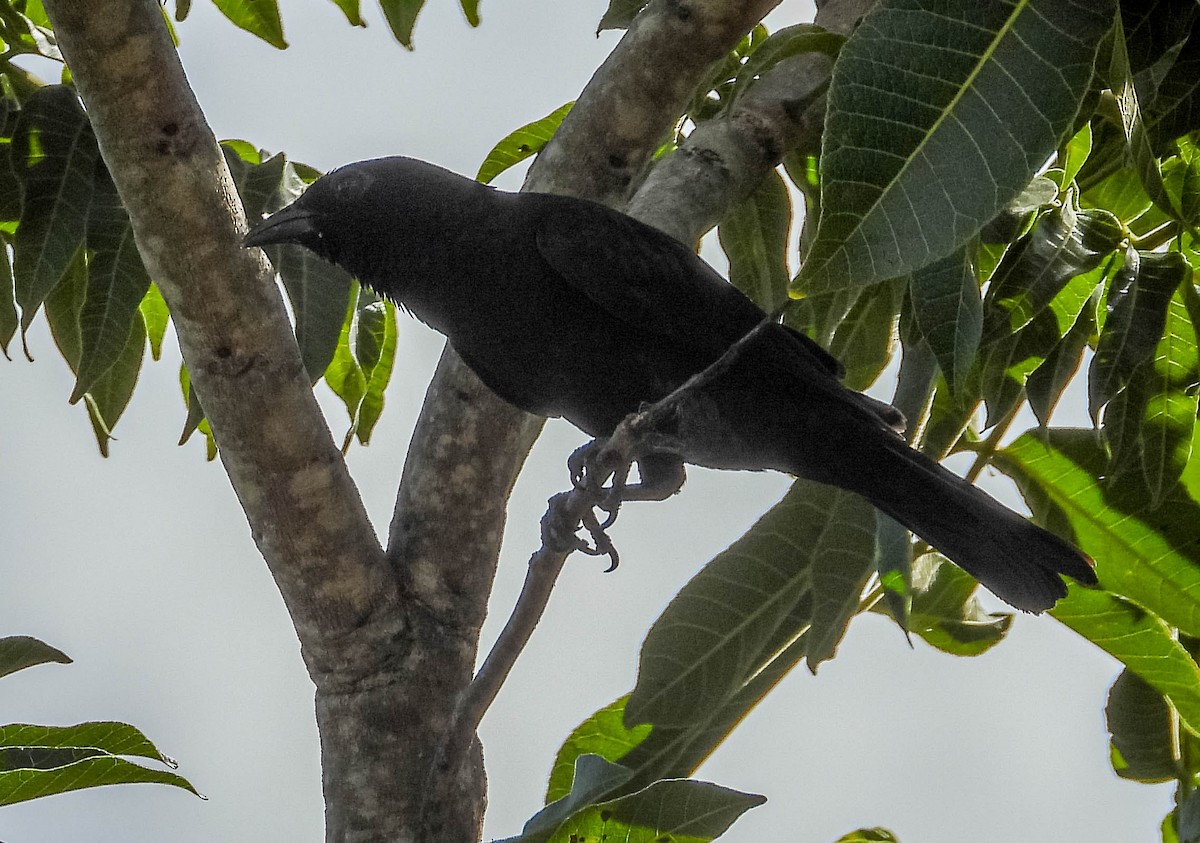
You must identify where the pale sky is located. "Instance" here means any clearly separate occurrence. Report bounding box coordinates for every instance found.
[0,1,1172,841]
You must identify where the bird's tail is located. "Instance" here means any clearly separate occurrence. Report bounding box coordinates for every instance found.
[835,435,1096,613]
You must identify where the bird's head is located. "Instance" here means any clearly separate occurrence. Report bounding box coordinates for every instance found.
[241,159,387,270]
[242,156,477,285]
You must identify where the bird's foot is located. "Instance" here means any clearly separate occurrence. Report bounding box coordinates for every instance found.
[540,491,621,572]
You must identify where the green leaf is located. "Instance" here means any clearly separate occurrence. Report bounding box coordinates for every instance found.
[982,204,1123,343]
[546,697,652,805]
[596,0,647,32]
[71,159,151,403]
[834,830,901,843]
[827,275,903,391]
[1106,272,1199,502]
[354,297,397,445]
[909,244,981,392]
[1026,289,1098,426]
[1179,790,1200,843]
[1106,11,1186,222]
[718,169,791,312]
[477,102,572,185]
[379,0,423,49]
[996,429,1200,639]
[210,0,286,49]
[459,0,479,26]
[545,779,764,843]
[1121,0,1198,102]
[0,232,15,358]
[1051,584,1200,737]
[1145,17,1200,149]
[626,479,875,728]
[83,312,145,457]
[11,85,98,333]
[268,243,353,384]
[327,0,364,26]
[0,636,70,679]
[901,553,1012,657]
[0,722,162,763]
[177,364,217,460]
[794,0,1114,292]
[507,755,634,843]
[139,283,169,361]
[728,24,844,106]
[324,285,367,443]
[1090,249,1186,420]
[1060,122,1094,186]
[42,244,85,368]
[0,750,198,806]
[1106,668,1177,782]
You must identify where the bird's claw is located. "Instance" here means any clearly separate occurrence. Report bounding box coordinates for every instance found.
[540,491,620,571]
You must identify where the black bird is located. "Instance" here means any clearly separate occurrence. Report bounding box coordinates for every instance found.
[244,156,1096,612]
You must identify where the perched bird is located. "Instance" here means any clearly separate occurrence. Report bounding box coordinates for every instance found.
[244,156,1096,612]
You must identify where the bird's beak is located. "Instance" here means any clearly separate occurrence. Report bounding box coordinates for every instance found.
[242,204,318,248]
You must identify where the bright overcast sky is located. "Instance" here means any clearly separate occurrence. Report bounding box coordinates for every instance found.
[0,1,1172,841]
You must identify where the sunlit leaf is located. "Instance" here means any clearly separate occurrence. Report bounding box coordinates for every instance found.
[997,429,1200,639]
[139,283,169,362]
[210,0,286,49]
[477,102,572,185]
[546,697,651,805]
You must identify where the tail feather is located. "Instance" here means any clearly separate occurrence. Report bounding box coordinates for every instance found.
[848,438,1096,613]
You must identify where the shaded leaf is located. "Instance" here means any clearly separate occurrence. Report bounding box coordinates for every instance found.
[178,364,217,460]
[982,204,1123,343]
[268,243,353,383]
[596,0,647,32]
[795,0,1114,291]
[729,24,844,106]
[210,0,286,48]
[83,313,145,457]
[718,168,791,312]
[1090,249,1185,420]
[1145,15,1200,149]
[910,244,980,392]
[1106,668,1177,782]
[379,0,424,49]
[11,85,97,333]
[0,233,15,357]
[72,159,151,402]
[828,275,903,391]
[1026,290,1098,426]
[477,102,572,185]
[1106,11,1186,222]
[1120,0,1198,102]
[459,0,479,26]
[0,636,70,679]
[626,479,875,727]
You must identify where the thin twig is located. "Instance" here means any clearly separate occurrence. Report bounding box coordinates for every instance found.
[442,311,780,770]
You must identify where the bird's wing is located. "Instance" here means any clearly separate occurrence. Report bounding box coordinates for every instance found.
[532,194,844,375]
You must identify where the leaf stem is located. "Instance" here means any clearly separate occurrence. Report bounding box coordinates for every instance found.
[963,399,1023,485]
